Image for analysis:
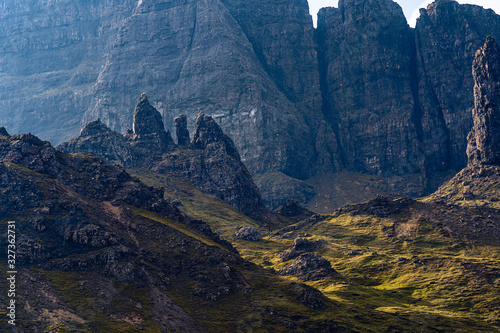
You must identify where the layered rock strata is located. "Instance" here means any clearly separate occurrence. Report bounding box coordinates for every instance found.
[467,37,500,166]
[59,95,264,217]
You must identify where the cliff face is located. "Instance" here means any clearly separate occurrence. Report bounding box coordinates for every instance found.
[467,37,500,166]
[84,0,319,179]
[316,0,422,177]
[415,0,500,171]
[2,0,500,208]
[59,95,264,217]
[0,0,137,143]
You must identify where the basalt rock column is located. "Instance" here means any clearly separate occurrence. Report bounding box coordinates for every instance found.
[467,37,500,166]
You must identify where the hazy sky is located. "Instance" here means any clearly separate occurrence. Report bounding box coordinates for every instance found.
[308,0,500,27]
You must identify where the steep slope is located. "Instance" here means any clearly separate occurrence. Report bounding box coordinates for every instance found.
[0,0,137,143]
[84,0,318,181]
[316,0,422,180]
[416,0,500,171]
[60,94,265,218]
[0,130,348,332]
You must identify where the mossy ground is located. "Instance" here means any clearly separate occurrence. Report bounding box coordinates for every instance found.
[130,168,500,332]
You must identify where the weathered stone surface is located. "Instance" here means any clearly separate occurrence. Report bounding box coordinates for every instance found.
[57,119,133,167]
[129,94,174,153]
[175,115,190,147]
[0,127,9,137]
[316,0,422,178]
[235,226,259,242]
[0,0,137,143]
[277,200,314,221]
[254,172,316,210]
[3,0,500,210]
[280,253,335,281]
[84,0,317,181]
[154,112,264,216]
[279,237,323,261]
[416,0,500,171]
[60,97,265,217]
[467,37,500,166]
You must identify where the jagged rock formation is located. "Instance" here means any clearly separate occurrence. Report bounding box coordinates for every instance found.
[467,37,500,166]
[280,253,335,281]
[154,111,264,217]
[3,0,500,209]
[316,0,422,177]
[279,237,324,261]
[83,0,320,181]
[174,115,190,147]
[129,94,174,153]
[59,96,264,217]
[58,119,133,166]
[0,131,341,332]
[235,226,259,242]
[416,0,500,171]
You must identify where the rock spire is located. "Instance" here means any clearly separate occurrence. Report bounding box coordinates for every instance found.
[467,37,500,166]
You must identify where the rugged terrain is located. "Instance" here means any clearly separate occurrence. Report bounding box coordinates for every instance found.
[2,0,500,209]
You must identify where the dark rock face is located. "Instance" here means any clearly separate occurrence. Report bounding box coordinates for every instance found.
[0,0,137,143]
[280,253,335,281]
[175,115,190,147]
[60,96,264,217]
[58,119,133,167]
[279,237,323,261]
[316,0,422,177]
[0,127,9,137]
[191,112,240,160]
[154,112,264,216]
[467,37,500,166]
[3,0,500,209]
[235,226,259,242]
[277,199,314,220]
[83,0,319,180]
[416,0,500,171]
[129,94,174,153]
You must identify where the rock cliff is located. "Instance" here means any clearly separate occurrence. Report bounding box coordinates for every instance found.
[59,95,264,217]
[58,119,133,167]
[2,0,500,209]
[128,94,174,153]
[316,0,422,177]
[467,37,500,166]
[415,0,500,171]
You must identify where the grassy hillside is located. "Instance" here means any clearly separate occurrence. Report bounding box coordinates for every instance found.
[131,169,500,332]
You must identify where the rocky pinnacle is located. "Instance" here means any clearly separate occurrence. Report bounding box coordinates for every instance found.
[131,93,173,152]
[174,114,190,147]
[467,37,500,166]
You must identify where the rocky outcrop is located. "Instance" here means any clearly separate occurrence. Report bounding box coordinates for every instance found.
[280,253,335,281]
[175,115,190,147]
[416,0,500,171]
[154,112,264,216]
[58,119,133,167]
[235,226,259,242]
[277,199,314,221]
[129,94,174,153]
[467,37,500,166]
[279,237,324,261]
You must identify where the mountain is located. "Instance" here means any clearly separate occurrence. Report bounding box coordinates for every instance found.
[59,94,265,218]
[2,0,500,210]
[0,129,348,332]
